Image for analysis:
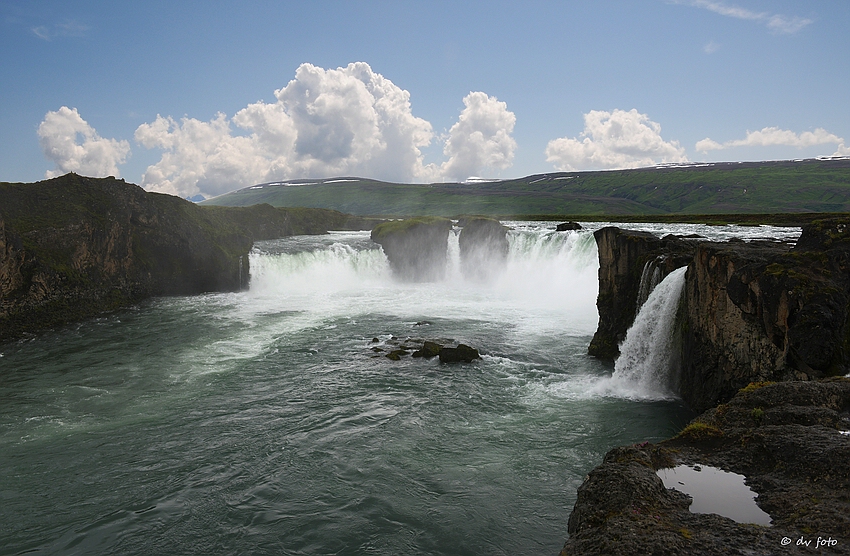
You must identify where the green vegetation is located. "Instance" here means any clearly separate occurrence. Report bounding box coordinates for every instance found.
[370,216,452,241]
[739,381,775,394]
[203,158,850,218]
[675,421,723,440]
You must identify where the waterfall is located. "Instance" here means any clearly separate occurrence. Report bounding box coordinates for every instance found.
[636,257,664,312]
[602,266,688,399]
[244,226,600,336]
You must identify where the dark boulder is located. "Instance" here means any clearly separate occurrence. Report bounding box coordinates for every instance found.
[439,344,481,363]
[370,216,453,281]
[556,221,582,231]
[412,341,442,358]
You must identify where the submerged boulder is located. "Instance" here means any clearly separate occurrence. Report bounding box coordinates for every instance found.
[439,344,481,363]
[370,336,480,363]
[458,216,509,282]
[371,217,453,281]
[412,340,442,358]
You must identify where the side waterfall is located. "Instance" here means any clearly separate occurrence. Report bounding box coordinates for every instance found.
[635,257,664,312]
[606,266,688,398]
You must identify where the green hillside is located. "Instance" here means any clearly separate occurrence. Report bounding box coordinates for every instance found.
[203,158,850,217]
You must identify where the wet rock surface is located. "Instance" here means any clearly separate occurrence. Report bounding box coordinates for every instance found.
[370,216,453,282]
[588,226,697,360]
[591,219,850,412]
[561,379,850,555]
[368,336,481,363]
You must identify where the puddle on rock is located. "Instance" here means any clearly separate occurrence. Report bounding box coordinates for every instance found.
[657,465,772,526]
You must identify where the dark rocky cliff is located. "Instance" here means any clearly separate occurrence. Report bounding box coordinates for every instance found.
[588,227,696,359]
[561,378,850,555]
[591,221,850,412]
[370,216,453,281]
[0,174,378,340]
[681,221,850,412]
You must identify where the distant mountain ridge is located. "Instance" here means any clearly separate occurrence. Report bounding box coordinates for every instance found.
[203,158,850,217]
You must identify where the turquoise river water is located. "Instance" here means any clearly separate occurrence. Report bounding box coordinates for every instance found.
[0,222,799,555]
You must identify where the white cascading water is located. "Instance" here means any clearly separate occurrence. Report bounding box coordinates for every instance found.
[635,258,664,312]
[246,225,600,339]
[596,265,688,399]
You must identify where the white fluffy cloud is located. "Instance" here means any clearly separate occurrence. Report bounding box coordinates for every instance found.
[440,92,517,182]
[832,143,850,157]
[134,112,269,198]
[545,109,688,171]
[135,62,517,198]
[38,106,131,179]
[696,127,844,152]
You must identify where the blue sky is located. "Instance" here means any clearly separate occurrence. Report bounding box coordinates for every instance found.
[1,0,848,199]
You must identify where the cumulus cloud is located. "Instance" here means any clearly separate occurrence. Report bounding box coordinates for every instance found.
[135,113,269,198]
[440,92,517,182]
[835,144,850,157]
[545,109,688,171]
[136,62,517,197]
[696,127,844,152]
[676,0,813,34]
[38,106,131,179]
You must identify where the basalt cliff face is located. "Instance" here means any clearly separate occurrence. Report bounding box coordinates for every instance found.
[590,221,850,413]
[588,227,697,360]
[0,174,377,341]
[370,216,454,281]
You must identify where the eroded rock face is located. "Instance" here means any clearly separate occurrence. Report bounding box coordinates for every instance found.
[458,217,509,282]
[370,217,453,281]
[0,175,252,339]
[561,379,850,556]
[680,221,850,411]
[590,221,850,412]
[0,173,379,341]
[588,227,696,359]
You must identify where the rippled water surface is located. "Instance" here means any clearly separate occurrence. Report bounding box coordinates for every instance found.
[0,222,796,555]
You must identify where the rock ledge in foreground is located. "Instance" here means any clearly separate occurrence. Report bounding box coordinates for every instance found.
[561,379,850,556]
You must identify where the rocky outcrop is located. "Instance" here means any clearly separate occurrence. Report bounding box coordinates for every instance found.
[680,220,850,412]
[588,227,696,359]
[367,336,480,363]
[0,174,379,341]
[561,379,850,555]
[590,221,850,412]
[458,217,509,282]
[370,216,453,281]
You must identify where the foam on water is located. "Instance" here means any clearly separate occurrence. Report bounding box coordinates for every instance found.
[592,266,688,400]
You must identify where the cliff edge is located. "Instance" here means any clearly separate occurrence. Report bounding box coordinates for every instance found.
[590,220,850,412]
[0,174,377,341]
[561,379,850,555]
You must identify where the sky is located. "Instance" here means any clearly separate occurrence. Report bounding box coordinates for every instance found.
[1,0,848,199]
